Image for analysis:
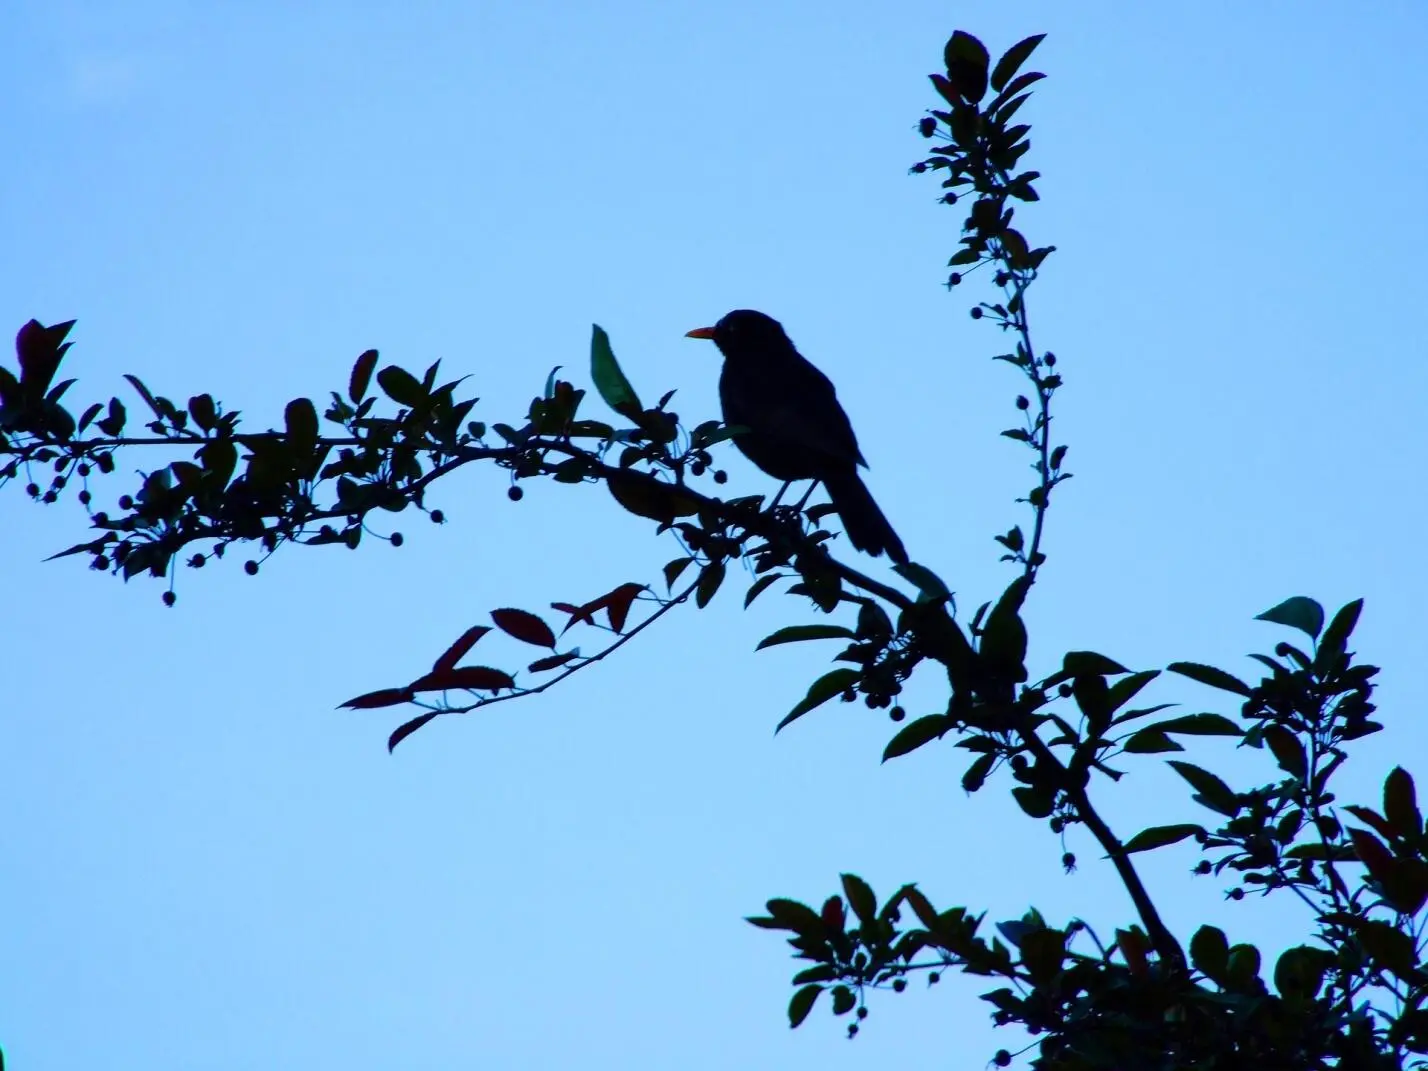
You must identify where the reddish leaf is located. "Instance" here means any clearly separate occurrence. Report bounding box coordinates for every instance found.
[340,687,414,710]
[410,666,515,692]
[820,895,846,930]
[528,651,578,673]
[388,711,441,751]
[1344,805,1397,843]
[551,601,598,630]
[1349,827,1395,882]
[601,582,646,633]
[432,625,492,672]
[491,608,556,648]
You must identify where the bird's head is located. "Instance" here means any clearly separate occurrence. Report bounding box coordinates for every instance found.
[685,309,792,362]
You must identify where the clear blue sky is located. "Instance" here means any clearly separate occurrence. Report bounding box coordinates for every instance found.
[4,3,1426,1068]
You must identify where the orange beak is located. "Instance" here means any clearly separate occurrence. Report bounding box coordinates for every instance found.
[685,326,717,340]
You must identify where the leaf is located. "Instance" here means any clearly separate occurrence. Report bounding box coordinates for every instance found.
[1122,729,1182,754]
[696,560,726,608]
[1104,670,1159,716]
[1255,596,1324,639]
[1262,725,1308,778]
[1148,712,1242,737]
[883,714,953,762]
[830,985,856,1016]
[606,471,699,523]
[590,324,642,418]
[411,666,515,692]
[1314,598,1363,674]
[744,573,781,608]
[943,30,990,103]
[663,557,693,591]
[962,752,996,792]
[841,874,877,927]
[123,373,163,420]
[990,33,1046,93]
[787,984,822,1028]
[1060,651,1130,677]
[1384,767,1422,839]
[340,687,414,710]
[601,582,646,633]
[377,366,425,407]
[757,625,856,651]
[1352,919,1417,979]
[1167,661,1252,697]
[491,608,557,648]
[187,393,217,431]
[894,561,950,603]
[432,625,492,672]
[528,651,578,673]
[1121,824,1203,855]
[1167,760,1240,816]
[383,710,444,751]
[349,349,378,402]
[1190,925,1229,980]
[777,669,860,732]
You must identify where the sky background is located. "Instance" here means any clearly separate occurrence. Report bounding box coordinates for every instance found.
[3,3,1427,1068]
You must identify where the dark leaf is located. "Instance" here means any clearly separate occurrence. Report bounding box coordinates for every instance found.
[1384,767,1422,839]
[606,471,699,523]
[1060,651,1130,677]
[1122,729,1183,754]
[601,582,646,633]
[883,714,953,762]
[696,560,726,609]
[411,666,515,692]
[1148,712,1242,737]
[894,561,951,603]
[788,985,822,1028]
[1255,596,1324,639]
[841,874,877,927]
[123,373,163,420]
[1122,824,1203,855]
[1190,925,1229,980]
[990,33,1046,93]
[943,30,990,103]
[387,711,441,751]
[1167,661,1252,697]
[1262,725,1308,778]
[757,624,856,651]
[284,397,319,451]
[663,556,693,590]
[1314,598,1363,674]
[744,573,781,608]
[980,576,1030,682]
[432,625,492,672]
[340,687,414,710]
[527,651,578,674]
[1167,760,1240,816]
[830,985,856,1016]
[491,608,557,648]
[777,669,860,732]
[349,349,378,402]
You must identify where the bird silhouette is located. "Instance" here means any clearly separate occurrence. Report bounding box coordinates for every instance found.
[686,309,907,564]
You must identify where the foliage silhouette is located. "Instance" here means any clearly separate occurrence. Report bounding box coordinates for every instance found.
[4,26,1426,1071]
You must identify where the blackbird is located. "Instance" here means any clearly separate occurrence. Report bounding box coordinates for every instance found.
[686,309,908,565]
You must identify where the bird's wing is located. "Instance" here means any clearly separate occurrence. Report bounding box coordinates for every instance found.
[725,358,868,469]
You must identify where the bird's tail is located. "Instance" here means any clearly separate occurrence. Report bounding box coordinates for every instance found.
[822,469,908,565]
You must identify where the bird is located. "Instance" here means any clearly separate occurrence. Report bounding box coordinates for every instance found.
[685,309,908,565]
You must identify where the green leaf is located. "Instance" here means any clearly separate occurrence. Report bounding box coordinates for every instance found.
[377,365,426,407]
[1274,946,1332,1000]
[1167,661,1252,697]
[1255,596,1324,639]
[349,349,378,403]
[894,561,951,603]
[830,985,856,1016]
[188,393,217,431]
[1104,670,1159,716]
[1012,785,1055,818]
[590,324,642,418]
[882,714,952,762]
[123,373,163,420]
[1122,729,1182,754]
[1262,725,1308,778]
[841,874,877,927]
[1148,713,1243,737]
[989,33,1046,93]
[284,397,319,452]
[787,984,822,1027]
[777,669,859,732]
[962,752,995,792]
[757,624,856,650]
[744,573,781,608]
[1167,760,1240,816]
[1121,823,1202,854]
[490,608,556,648]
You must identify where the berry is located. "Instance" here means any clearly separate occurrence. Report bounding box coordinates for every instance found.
[430,509,445,524]
[508,485,524,501]
[918,116,936,137]
[25,483,39,497]
[970,307,983,319]
[1016,395,1029,410]
[118,495,133,510]
[892,979,906,993]
[162,591,176,607]
[390,532,404,547]
[244,560,259,576]
[713,470,727,484]
[890,705,906,722]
